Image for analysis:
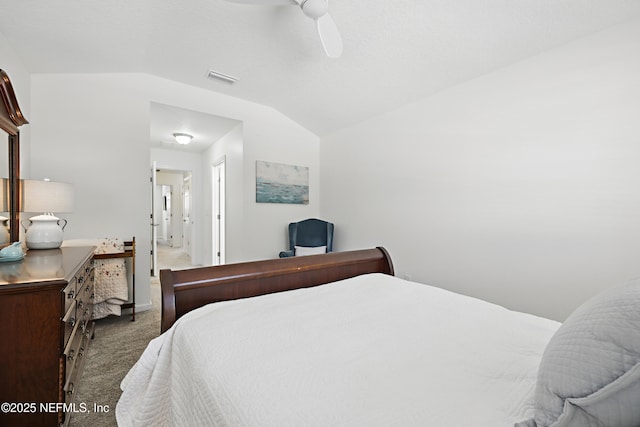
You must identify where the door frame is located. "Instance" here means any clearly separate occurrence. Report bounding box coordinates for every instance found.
[212,157,226,265]
[150,161,158,276]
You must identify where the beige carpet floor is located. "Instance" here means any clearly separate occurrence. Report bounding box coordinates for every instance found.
[68,244,192,427]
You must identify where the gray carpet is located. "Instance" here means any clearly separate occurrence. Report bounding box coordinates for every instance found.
[68,277,161,427]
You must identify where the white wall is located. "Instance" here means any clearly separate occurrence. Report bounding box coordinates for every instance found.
[30,73,320,311]
[0,32,31,179]
[30,74,153,309]
[240,108,321,261]
[320,19,640,321]
[202,124,243,265]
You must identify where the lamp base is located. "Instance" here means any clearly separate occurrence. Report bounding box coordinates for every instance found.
[23,214,65,250]
[26,240,63,250]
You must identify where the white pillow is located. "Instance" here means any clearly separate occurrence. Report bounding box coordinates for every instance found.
[294,245,326,256]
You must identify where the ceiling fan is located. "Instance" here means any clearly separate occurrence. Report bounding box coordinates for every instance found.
[225,0,343,58]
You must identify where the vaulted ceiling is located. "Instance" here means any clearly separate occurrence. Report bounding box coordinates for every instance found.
[1,1,639,137]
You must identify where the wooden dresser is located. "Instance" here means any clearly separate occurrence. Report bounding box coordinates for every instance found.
[0,246,95,427]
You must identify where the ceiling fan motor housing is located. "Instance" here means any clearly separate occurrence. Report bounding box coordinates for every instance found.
[301,0,328,19]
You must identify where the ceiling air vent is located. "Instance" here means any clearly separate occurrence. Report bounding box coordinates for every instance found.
[206,69,238,84]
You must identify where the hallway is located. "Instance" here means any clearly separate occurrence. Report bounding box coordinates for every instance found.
[156,242,193,271]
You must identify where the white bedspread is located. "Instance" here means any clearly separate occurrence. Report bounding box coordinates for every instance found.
[116,273,559,427]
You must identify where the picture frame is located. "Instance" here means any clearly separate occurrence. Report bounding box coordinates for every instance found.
[256,161,309,204]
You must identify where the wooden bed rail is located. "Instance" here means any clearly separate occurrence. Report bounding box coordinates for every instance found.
[160,247,394,333]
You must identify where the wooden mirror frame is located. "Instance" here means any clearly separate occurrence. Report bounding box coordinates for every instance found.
[0,69,29,243]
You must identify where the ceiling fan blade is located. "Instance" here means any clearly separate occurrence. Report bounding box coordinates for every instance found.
[316,13,342,58]
[226,0,340,57]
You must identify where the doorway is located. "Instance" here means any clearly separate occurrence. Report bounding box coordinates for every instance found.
[158,184,172,245]
[149,102,242,270]
[151,169,193,276]
[212,158,226,265]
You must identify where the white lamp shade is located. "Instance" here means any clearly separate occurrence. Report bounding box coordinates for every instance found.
[21,180,74,213]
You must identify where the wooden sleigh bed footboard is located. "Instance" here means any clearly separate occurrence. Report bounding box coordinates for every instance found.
[160,247,394,332]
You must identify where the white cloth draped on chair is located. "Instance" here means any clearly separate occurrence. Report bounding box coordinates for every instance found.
[63,238,129,319]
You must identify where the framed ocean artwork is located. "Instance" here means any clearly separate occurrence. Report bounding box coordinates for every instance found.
[256,161,309,204]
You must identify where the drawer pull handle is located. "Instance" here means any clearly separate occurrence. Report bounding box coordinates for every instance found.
[67,350,75,361]
[77,300,84,309]
[67,290,74,299]
[69,317,76,327]
[78,276,84,284]
[67,383,74,396]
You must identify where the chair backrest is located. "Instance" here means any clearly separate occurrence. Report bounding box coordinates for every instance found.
[289,218,334,252]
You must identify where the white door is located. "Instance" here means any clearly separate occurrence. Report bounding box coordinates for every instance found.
[182,173,192,252]
[160,185,171,244]
[212,159,226,265]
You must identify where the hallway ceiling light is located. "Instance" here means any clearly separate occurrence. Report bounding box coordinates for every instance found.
[173,133,193,145]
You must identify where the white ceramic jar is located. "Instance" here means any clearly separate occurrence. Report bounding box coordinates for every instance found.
[22,214,68,249]
[0,216,9,245]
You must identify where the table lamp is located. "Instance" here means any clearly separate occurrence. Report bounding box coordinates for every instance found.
[21,179,74,249]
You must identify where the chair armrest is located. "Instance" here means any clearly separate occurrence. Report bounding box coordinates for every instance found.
[279,250,295,258]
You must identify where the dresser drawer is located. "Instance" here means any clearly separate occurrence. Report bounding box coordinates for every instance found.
[62,300,77,345]
[78,275,93,304]
[75,258,94,290]
[61,257,95,427]
[78,306,91,330]
[79,272,94,299]
[63,323,83,384]
[63,322,94,405]
[62,280,76,314]
[78,282,94,323]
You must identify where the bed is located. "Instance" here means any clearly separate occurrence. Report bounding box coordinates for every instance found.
[116,247,640,427]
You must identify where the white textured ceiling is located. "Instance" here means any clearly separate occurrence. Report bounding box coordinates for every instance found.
[1,1,640,137]
[150,102,240,152]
